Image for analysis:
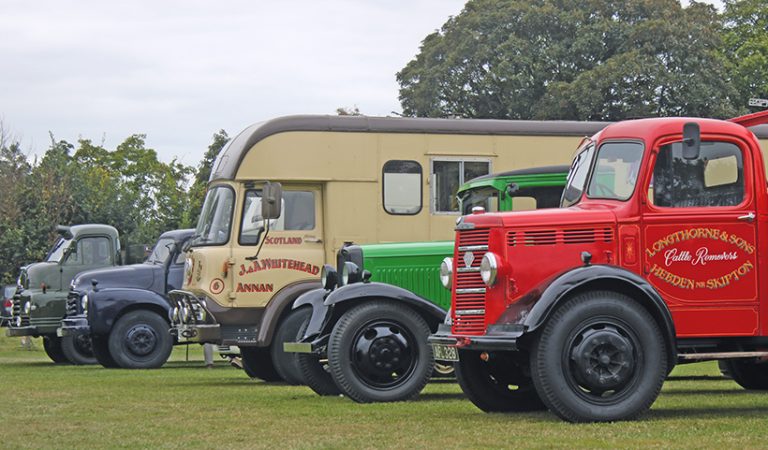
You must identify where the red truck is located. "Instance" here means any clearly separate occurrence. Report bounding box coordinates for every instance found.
[430,110,768,422]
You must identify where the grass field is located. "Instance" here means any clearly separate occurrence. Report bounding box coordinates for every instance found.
[1,335,767,449]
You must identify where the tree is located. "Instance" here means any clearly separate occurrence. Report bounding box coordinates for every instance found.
[723,0,768,108]
[397,0,739,121]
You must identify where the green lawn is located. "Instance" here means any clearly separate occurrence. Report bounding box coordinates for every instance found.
[1,335,767,449]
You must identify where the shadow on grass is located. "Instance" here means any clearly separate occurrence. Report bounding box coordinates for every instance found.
[650,405,768,418]
[412,392,466,401]
[662,388,757,396]
[666,375,729,381]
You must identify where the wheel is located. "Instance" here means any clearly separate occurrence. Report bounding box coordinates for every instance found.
[295,308,341,396]
[61,334,97,365]
[91,334,119,368]
[270,308,311,385]
[241,346,282,382]
[43,335,69,364]
[722,359,768,390]
[718,360,732,378]
[530,290,667,423]
[455,349,545,412]
[108,310,173,369]
[328,301,434,403]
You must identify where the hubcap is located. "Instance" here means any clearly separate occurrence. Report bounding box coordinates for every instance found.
[125,325,157,356]
[570,325,635,392]
[74,334,93,356]
[351,321,416,389]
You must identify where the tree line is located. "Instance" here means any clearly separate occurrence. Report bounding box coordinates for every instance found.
[0,127,228,284]
[397,0,767,120]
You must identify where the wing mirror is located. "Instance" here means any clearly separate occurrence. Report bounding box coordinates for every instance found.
[682,122,700,160]
[261,182,283,221]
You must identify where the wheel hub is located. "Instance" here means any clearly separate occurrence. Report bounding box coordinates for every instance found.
[352,323,415,387]
[570,326,635,391]
[125,325,157,356]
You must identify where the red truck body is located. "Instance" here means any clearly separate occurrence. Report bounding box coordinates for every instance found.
[431,111,768,422]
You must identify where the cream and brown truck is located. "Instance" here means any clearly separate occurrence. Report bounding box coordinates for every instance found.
[168,114,606,381]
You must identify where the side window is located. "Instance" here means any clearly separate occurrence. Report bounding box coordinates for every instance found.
[511,185,565,211]
[649,141,744,208]
[433,159,491,213]
[383,160,422,215]
[240,190,315,245]
[65,237,111,266]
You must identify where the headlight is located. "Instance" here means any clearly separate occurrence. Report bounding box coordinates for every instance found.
[440,257,453,289]
[341,262,361,286]
[480,253,499,286]
[81,294,89,314]
[23,301,31,315]
[321,264,338,290]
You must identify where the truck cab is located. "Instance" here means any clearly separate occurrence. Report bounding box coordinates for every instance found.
[58,229,194,368]
[430,112,768,422]
[7,224,121,364]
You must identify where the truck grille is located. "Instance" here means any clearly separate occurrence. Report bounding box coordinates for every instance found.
[453,229,489,335]
[11,296,29,327]
[66,292,79,316]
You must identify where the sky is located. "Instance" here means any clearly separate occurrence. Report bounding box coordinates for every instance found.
[1,0,723,166]
[0,0,466,166]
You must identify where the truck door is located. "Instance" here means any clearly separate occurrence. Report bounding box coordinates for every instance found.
[642,139,758,337]
[231,185,324,307]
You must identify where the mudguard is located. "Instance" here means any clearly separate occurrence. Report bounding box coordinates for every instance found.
[89,288,170,336]
[495,264,677,366]
[291,287,329,340]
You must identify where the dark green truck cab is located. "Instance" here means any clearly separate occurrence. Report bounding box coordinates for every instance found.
[6,224,123,364]
[284,165,568,402]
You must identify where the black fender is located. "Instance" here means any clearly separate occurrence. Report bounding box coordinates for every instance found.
[324,282,447,332]
[291,287,330,341]
[257,280,322,346]
[495,264,677,368]
[89,288,171,336]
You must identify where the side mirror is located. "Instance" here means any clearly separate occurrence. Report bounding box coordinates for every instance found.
[505,183,520,197]
[261,182,283,220]
[56,225,73,240]
[682,122,700,160]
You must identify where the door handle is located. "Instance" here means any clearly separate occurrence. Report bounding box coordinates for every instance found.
[738,212,756,222]
[303,235,322,243]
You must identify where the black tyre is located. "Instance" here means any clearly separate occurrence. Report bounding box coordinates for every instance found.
[722,359,768,390]
[61,334,97,365]
[295,309,341,396]
[241,346,282,382]
[108,310,173,369]
[91,334,119,368]
[455,349,545,412]
[43,336,69,364]
[531,290,667,423]
[270,308,310,385]
[328,301,434,403]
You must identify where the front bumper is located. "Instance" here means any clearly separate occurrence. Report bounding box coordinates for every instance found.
[427,323,525,352]
[283,334,329,355]
[57,315,90,337]
[6,325,37,337]
[170,323,222,344]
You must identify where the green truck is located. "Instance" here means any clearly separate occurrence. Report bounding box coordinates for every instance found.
[285,165,568,401]
[6,224,131,364]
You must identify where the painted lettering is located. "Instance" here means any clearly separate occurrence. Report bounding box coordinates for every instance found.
[237,258,321,276]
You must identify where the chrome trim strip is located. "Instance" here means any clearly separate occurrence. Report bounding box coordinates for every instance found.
[458,245,489,252]
[457,267,481,273]
[455,309,486,316]
[456,288,486,294]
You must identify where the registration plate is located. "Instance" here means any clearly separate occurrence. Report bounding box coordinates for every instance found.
[432,344,459,362]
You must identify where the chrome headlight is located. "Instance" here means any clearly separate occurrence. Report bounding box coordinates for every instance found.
[341,262,361,286]
[480,252,499,286]
[81,294,89,314]
[440,257,453,289]
[321,264,338,290]
[23,301,31,315]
